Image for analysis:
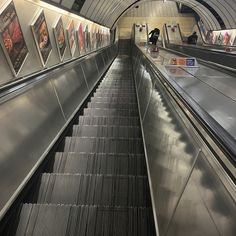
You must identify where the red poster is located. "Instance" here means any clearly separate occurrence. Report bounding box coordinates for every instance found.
[77,23,84,54]
[0,1,28,76]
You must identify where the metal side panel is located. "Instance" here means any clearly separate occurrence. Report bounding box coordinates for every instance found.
[133,45,236,236]
[51,63,89,119]
[167,152,236,236]
[95,53,106,76]
[80,55,99,90]
[137,66,153,120]
[103,49,110,66]
[141,77,199,235]
[0,79,65,212]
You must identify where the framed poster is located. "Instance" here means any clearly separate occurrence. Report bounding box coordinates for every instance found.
[67,20,76,56]
[0,0,28,76]
[77,23,85,54]
[84,25,90,52]
[223,31,230,45]
[53,16,66,61]
[31,10,52,67]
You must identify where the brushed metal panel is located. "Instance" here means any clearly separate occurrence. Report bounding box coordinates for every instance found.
[95,53,106,75]
[142,76,199,234]
[137,66,153,119]
[81,55,99,90]
[51,63,89,119]
[103,50,110,66]
[167,153,236,236]
[0,79,65,211]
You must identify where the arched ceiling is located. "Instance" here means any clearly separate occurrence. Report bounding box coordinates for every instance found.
[48,0,236,30]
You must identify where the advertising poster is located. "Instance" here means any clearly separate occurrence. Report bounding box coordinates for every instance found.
[77,23,85,54]
[84,25,90,52]
[223,32,230,45]
[229,30,236,46]
[211,31,218,44]
[96,30,100,49]
[31,10,52,66]
[169,57,198,67]
[67,20,76,56]
[0,1,28,76]
[216,32,223,45]
[91,28,96,50]
[53,17,66,61]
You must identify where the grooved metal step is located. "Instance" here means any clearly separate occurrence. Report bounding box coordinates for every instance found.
[11,55,156,236]
[96,88,135,93]
[72,125,141,138]
[83,108,139,117]
[91,96,137,104]
[52,152,147,175]
[34,174,151,207]
[15,204,155,236]
[78,116,140,126]
[87,102,137,110]
[99,83,134,88]
[93,92,136,98]
[64,137,144,154]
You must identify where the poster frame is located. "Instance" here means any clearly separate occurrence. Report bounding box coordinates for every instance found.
[53,16,66,61]
[31,9,52,67]
[66,19,76,57]
[0,0,29,77]
[76,23,85,55]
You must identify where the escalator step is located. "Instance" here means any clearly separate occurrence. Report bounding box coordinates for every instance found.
[99,83,134,88]
[15,204,156,236]
[83,108,139,117]
[96,88,135,93]
[72,125,141,138]
[91,96,137,104]
[78,116,140,126]
[94,91,136,98]
[88,102,137,110]
[34,174,151,207]
[64,137,144,154]
[53,152,146,175]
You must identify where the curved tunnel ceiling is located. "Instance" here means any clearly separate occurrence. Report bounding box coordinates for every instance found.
[49,0,236,30]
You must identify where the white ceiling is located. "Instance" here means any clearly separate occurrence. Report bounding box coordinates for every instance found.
[50,0,236,30]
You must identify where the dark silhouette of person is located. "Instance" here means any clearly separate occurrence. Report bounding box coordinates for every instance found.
[187,32,198,44]
[149,28,160,45]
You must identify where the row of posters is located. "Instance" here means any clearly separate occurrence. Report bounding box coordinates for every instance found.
[198,19,236,46]
[0,1,110,76]
[206,29,236,46]
[198,20,236,46]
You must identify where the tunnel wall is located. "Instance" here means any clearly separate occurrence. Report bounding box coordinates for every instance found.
[0,0,110,86]
[0,42,118,218]
[118,1,196,39]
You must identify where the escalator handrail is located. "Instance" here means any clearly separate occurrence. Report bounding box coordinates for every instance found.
[135,45,236,179]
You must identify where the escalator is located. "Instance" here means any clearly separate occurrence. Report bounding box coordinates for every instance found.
[4,42,156,236]
[163,24,236,69]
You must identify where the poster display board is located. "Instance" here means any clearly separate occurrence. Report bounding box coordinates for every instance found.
[206,29,236,46]
[169,57,198,67]
[31,10,52,67]
[77,23,85,54]
[53,16,66,61]
[67,20,76,56]
[0,1,28,76]
[84,25,90,52]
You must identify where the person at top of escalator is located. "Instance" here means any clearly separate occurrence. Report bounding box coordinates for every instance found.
[187,31,198,45]
[149,28,160,45]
